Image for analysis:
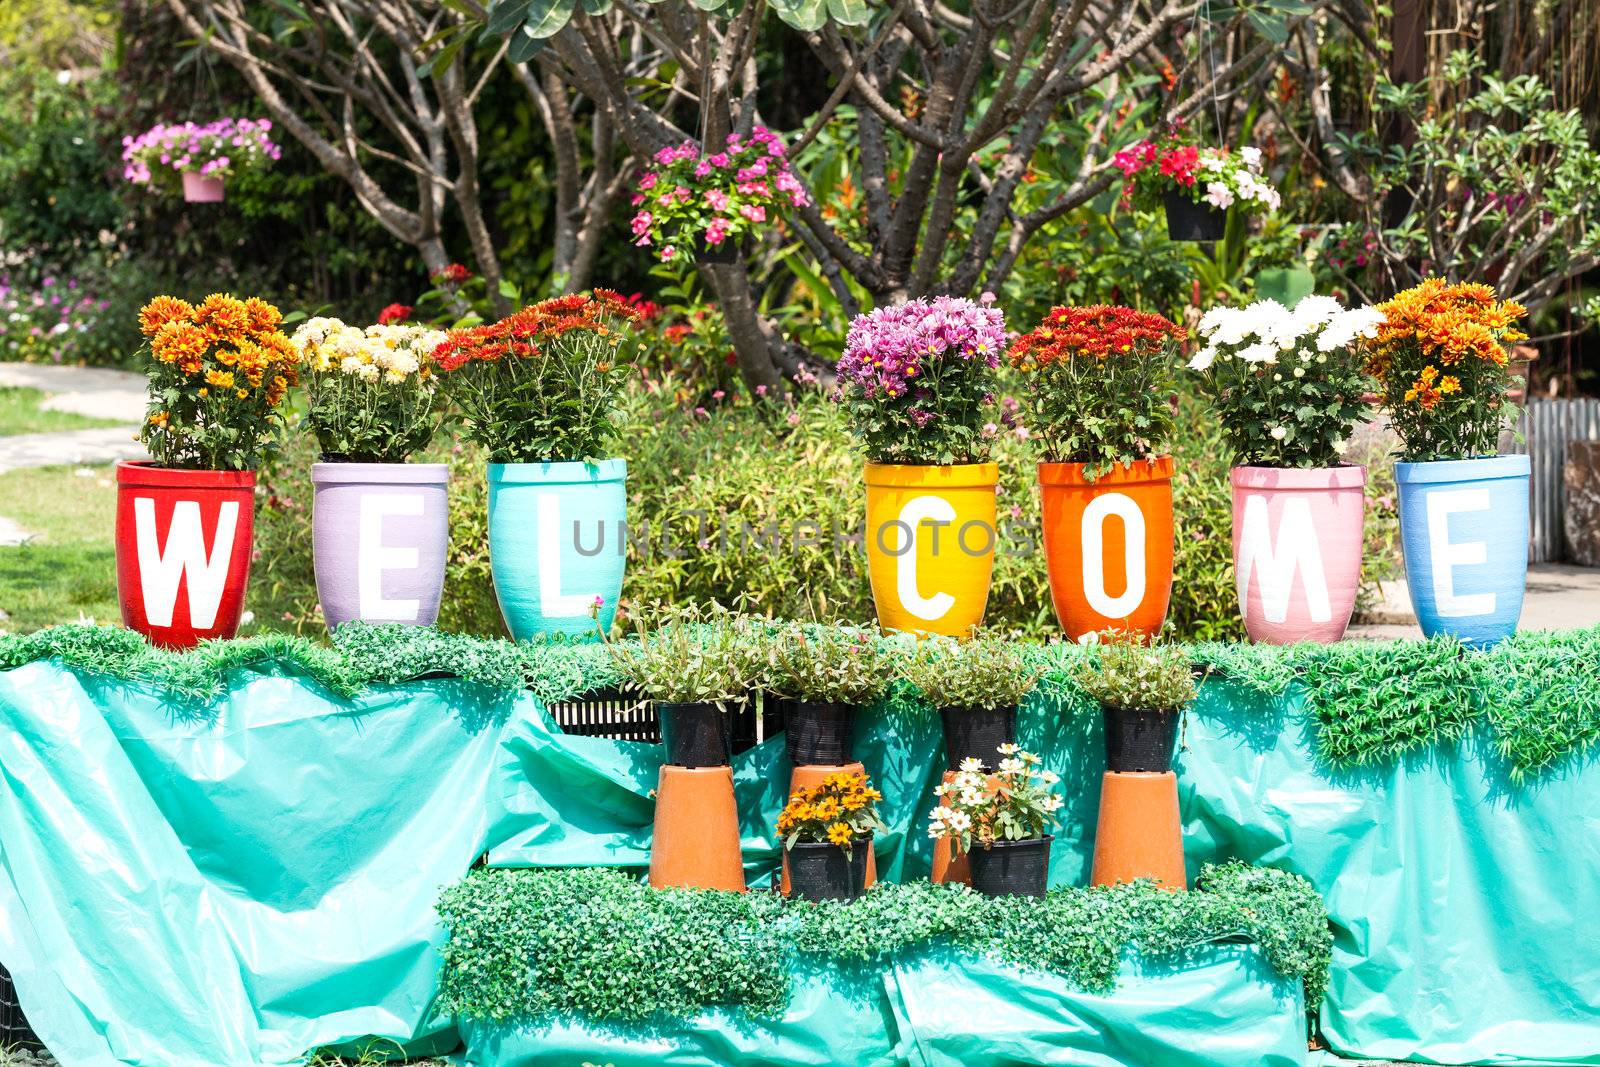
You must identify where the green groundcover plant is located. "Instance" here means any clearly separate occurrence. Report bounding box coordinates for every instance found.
[900,635,1044,711]
[763,622,894,706]
[434,862,1332,1024]
[1075,636,1198,713]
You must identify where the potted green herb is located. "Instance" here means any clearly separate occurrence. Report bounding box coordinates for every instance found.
[901,636,1044,771]
[777,769,885,902]
[1074,636,1198,772]
[765,625,893,768]
[928,745,1063,898]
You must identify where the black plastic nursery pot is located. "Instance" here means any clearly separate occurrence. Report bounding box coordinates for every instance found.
[785,701,858,766]
[694,236,741,265]
[1163,189,1227,241]
[657,701,733,768]
[786,837,872,902]
[967,834,1053,899]
[1102,706,1181,772]
[940,704,1018,771]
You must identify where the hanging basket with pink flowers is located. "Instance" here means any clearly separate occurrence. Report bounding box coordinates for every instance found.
[121,118,282,203]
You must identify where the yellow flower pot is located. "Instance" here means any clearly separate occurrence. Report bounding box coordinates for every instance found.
[864,461,999,637]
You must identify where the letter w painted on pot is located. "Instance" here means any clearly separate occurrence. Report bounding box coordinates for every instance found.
[1235,495,1331,624]
[892,495,956,622]
[134,497,238,629]
[537,492,606,617]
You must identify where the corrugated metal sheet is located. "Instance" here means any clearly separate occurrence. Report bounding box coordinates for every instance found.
[1512,398,1600,562]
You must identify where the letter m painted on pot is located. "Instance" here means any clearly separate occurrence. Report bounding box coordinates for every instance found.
[133,498,239,629]
[1235,495,1330,624]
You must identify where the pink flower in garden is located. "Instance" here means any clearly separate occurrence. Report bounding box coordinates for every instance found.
[653,146,676,165]
[660,245,677,261]
[639,171,659,190]
[695,160,712,178]
[709,152,730,168]
[756,384,768,396]
[739,204,766,223]
[705,217,731,245]
[705,188,730,211]
[834,296,1008,403]
[631,211,653,237]
[787,411,801,426]
[712,390,726,399]
[737,181,769,198]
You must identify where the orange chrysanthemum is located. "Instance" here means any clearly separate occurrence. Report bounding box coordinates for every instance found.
[150,320,209,367]
[194,293,252,346]
[139,296,196,338]
[1009,305,1184,370]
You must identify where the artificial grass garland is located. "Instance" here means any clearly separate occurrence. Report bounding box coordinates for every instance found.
[434,862,1332,1025]
[1,622,1598,779]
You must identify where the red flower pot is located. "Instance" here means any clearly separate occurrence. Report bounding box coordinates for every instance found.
[115,462,255,648]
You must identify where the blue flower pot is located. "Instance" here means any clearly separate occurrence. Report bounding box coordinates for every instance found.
[486,460,626,640]
[1396,455,1529,648]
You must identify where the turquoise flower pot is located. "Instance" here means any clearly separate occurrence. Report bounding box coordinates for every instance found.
[1396,454,1529,648]
[487,460,627,640]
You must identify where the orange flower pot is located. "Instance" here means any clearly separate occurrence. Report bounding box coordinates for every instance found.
[649,765,745,892]
[1038,456,1175,640]
[864,461,998,637]
[1089,770,1186,890]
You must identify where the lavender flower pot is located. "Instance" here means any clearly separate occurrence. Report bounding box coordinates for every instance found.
[312,462,449,632]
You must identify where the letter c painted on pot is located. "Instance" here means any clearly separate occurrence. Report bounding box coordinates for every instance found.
[1081,492,1145,619]
[895,495,957,622]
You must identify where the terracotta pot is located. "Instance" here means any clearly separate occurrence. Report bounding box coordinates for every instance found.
[1396,455,1530,648]
[967,834,1052,898]
[487,459,626,639]
[114,461,254,649]
[649,765,745,892]
[1038,456,1175,640]
[1163,189,1225,241]
[786,837,871,903]
[311,462,449,632]
[1230,465,1365,645]
[864,461,998,637]
[182,172,225,203]
[1090,771,1185,890]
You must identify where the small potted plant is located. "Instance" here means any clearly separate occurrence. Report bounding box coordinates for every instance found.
[765,624,892,767]
[121,118,281,203]
[927,745,1063,898]
[436,291,640,639]
[1074,636,1198,773]
[901,636,1043,771]
[291,317,451,632]
[1363,279,1531,647]
[629,126,809,266]
[1113,134,1280,241]
[777,769,885,902]
[1189,296,1385,644]
[117,294,300,648]
[833,296,1008,637]
[1009,305,1186,640]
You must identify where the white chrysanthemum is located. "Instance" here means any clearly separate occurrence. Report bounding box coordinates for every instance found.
[1188,346,1218,371]
[1198,306,1252,345]
[1238,341,1277,365]
[1317,306,1385,351]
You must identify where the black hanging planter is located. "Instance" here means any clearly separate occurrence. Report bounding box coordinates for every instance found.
[786,837,871,902]
[939,704,1018,771]
[1163,189,1227,242]
[693,236,741,266]
[785,701,858,766]
[657,701,732,768]
[1102,706,1181,772]
[967,834,1053,898]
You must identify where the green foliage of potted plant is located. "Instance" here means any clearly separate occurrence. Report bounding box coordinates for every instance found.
[607,606,765,768]
[764,624,894,767]
[901,636,1044,771]
[777,769,885,902]
[928,745,1063,898]
[1074,635,1198,773]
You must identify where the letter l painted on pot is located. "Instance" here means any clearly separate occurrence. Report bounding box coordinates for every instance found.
[1426,488,1495,617]
[358,494,422,621]
[1236,495,1330,624]
[897,495,956,622]
[134,497,238,629]
[538,492,602,617]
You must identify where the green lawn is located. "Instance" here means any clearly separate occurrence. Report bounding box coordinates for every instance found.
[0,465,119,631]
[0,386,127,436]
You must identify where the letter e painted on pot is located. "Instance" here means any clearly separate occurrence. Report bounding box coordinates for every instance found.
[1236,495,1330,624]
[358,493,423,622]
[134,497,238,629]
[895,495,957,622]
[1425,488,1495,618]
[1081,493,1145,619]
[538,492,603,618]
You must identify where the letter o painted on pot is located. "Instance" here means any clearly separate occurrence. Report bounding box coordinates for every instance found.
[1081,492,1145,619]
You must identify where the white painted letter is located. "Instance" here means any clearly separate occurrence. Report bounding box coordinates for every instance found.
[538,493,602,617]
[134,497,238,628]
[1081,493,1145,619]
[358,494,423,621]
[1235,495,1330,624]
[1426,488,1494,617]
[895,495,957,622]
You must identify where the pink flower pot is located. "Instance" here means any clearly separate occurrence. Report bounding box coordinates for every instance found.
[182,172,225,203]
[1230,465,1365,645]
